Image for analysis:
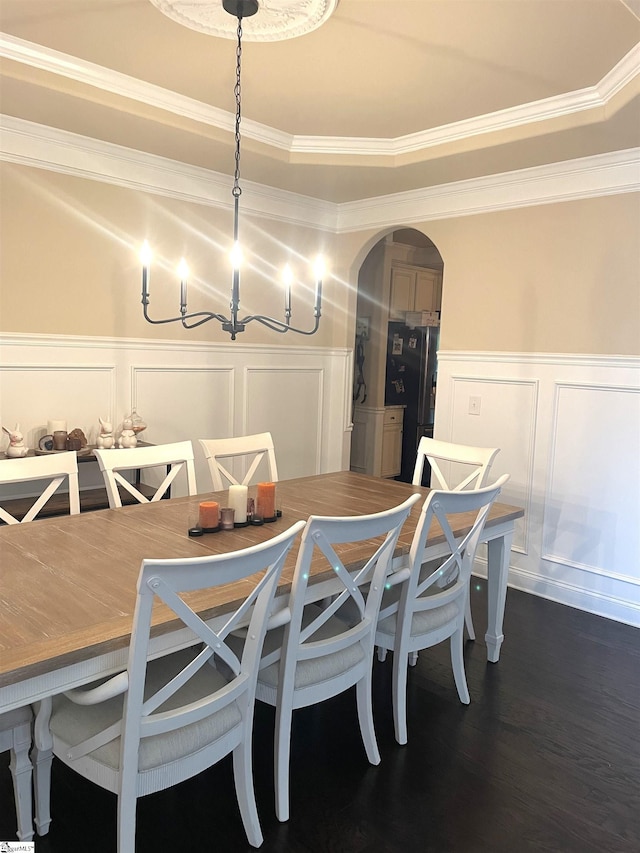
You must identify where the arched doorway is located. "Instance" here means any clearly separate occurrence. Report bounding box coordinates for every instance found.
[350,228,444,483]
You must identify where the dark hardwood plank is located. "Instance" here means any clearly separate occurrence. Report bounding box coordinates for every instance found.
[1,583,638,851]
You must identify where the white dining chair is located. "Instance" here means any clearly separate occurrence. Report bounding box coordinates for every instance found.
[412,437,500,641]
[248,493,421,822]
[94,440,197,508]
[376,474,510,745]
[0,451,80,524]
[412,436,500,492]
[199,432,278,491]
[0,707,34,841]
[33,519,305,852]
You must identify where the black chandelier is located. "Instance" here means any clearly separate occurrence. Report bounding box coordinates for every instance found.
[140,0,324,340]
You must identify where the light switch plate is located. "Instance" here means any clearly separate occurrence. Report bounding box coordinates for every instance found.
[469,395,481,415]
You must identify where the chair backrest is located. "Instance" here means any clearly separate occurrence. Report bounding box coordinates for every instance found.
[199,432,278,491]
[384,475,510,626]
[64,520,306,777]
[0,452,80,524]
[94,441,197,508]
[278,493,421,692]
[412,436,500,491]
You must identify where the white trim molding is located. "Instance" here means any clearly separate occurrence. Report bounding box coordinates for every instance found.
[336,149,640,231]
[1,116,638,232]
[1,34,638,159]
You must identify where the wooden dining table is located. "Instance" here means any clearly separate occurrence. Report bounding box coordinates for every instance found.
[0,471,523,714]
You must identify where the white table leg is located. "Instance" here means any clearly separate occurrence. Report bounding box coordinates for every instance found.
[32,697,53,836]
[484,527,514,663]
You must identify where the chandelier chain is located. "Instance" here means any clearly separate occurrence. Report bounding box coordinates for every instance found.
[232,18,243,200]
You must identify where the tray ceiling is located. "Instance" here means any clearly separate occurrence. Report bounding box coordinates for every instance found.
[0,0,638,202]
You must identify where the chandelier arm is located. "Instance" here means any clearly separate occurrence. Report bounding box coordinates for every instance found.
[181,312,231,330]
[243,315,322,336]
[143,301,230,327]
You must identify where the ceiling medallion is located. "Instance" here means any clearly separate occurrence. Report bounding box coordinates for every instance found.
[148,0,339,41]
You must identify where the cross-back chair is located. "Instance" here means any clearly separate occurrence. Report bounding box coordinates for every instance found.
[94,440,197,508]
[250,493,421,822]
[413,436,500,492]
[376,474,510,745]
[0,451,80,524]
[412,437,500,640]
[33,520,305,851]
[199,432,278,491]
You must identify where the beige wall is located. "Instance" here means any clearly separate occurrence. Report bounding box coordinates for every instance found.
[338,192,640,357]
[2,161,638,357]
[0,163,344,347]
[433,194,640,356]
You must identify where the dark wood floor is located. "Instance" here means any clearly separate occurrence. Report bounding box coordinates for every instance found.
[2,581,639,852]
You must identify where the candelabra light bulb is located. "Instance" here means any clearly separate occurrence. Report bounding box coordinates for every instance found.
[140,240,152,267]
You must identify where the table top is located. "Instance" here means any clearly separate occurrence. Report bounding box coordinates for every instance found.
[0,471,523,693]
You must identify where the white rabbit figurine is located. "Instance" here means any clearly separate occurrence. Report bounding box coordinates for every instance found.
[118,417,137,449]
[3,424,28,457]
[97,417,114,449]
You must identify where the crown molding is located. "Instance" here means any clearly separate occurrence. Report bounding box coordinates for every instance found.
[335,148,640,231]
[1,34,638,159]
[0,115,336,231]
[295,44,640,157]
[1,116,638,232]
[0,33,294,152]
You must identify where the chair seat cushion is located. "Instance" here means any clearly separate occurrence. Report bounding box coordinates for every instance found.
[49,648,242,771]
[257,604,366,690]
[377,599,460,638]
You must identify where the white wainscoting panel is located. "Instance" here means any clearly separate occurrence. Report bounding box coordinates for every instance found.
[132,365,235,495]
[0,363,116,493]
[245,366,324,481]
[0,334,352,502]
[0,364,115,449]
[436,352,640,628]
[543,382,640,585]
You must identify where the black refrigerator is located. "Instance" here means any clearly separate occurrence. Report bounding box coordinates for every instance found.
[385,320,439,483]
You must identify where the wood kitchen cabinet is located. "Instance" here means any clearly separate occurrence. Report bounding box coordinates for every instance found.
[380,406,404,478]
[389,264,442,320]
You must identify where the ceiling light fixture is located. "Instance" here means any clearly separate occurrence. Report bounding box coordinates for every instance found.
[140,0,325,340]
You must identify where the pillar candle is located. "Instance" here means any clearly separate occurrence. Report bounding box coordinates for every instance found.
[47,420,67,435]
[228,484,248,524]
[256,482,276,520]
[198,500,219,530]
